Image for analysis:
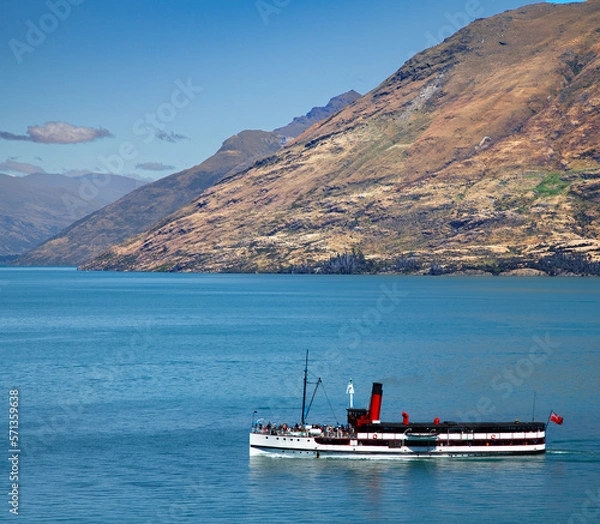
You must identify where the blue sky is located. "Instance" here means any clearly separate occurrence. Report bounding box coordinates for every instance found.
[0,0,586,180]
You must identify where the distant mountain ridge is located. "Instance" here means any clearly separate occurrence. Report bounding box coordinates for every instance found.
[0,172,145,259]
[276,90,362,142]
[15,90,360,266]
[82,1,600,275]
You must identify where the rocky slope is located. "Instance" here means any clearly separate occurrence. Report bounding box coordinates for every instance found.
[16,91,360,266]
[84,1,600,275]
[0,172,145,260]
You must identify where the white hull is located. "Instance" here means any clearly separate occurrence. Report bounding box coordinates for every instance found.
[249,430,546,459]
[250,373,550,460]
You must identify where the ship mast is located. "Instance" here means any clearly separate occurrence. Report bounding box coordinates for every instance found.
[301,350,308,427]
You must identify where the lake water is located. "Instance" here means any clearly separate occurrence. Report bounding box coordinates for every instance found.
[1,268,599,523]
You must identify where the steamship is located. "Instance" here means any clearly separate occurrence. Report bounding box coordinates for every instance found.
[249,355,549,459]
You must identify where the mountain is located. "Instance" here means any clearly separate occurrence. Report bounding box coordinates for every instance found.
[15,91,361,267]
[276,90,362,142]
[0,172,145,260]
[82,1,600,276]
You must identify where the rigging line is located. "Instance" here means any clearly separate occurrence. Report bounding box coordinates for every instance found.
[305,378,321,422]
[320,380,339,425]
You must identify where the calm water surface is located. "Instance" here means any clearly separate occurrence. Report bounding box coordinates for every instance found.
[0,268,599,522]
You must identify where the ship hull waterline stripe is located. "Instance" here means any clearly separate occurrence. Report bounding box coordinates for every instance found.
[250,444,546,457]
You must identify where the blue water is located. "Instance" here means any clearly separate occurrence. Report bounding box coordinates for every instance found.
[1,268,599,523]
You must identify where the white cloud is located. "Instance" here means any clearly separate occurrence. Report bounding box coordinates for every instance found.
[0,121,113,144]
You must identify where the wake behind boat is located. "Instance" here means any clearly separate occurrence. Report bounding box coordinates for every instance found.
[249,353,562,459]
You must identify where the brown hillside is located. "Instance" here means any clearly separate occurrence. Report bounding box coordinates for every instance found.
[84,1,600,274]
[16,91,360,267]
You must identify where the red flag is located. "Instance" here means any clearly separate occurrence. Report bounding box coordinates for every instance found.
[550,411,563,425]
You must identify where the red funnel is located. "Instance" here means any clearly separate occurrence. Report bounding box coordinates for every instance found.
[369,383,383,423]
